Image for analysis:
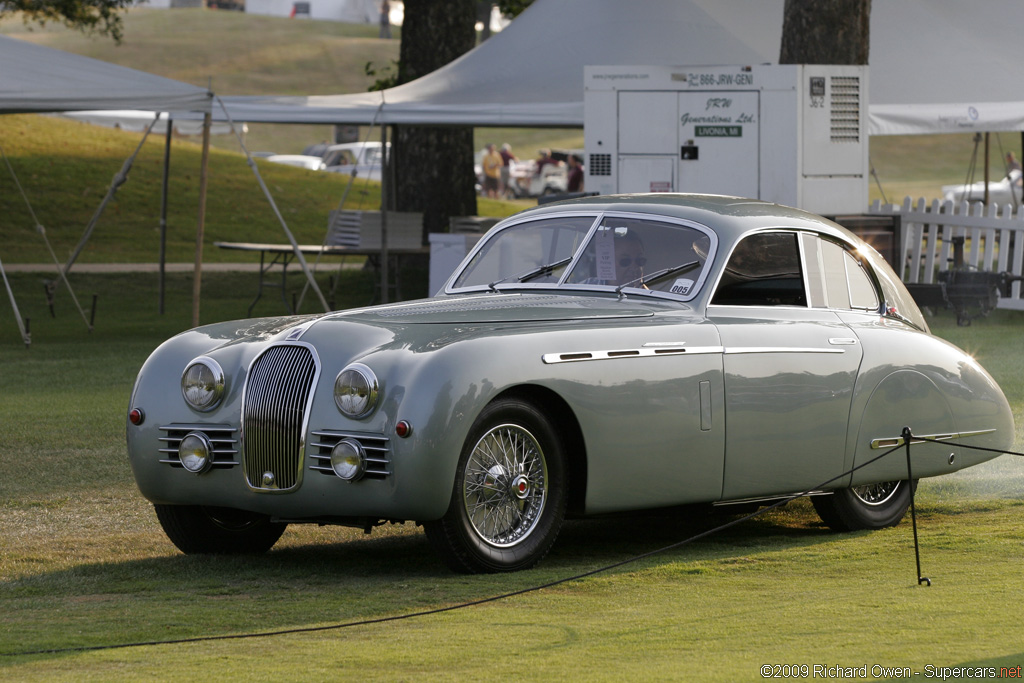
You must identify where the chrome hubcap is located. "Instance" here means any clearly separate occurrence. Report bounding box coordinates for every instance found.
[463,424,547,548]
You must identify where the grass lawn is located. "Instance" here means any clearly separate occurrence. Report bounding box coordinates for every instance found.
[1,270,1023,680]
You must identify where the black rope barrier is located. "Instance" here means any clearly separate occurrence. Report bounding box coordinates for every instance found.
[5,430,1020,658]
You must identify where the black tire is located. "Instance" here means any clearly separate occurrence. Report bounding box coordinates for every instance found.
[423,398,568,573]
[154,504,286,555]
[812,480,917,532]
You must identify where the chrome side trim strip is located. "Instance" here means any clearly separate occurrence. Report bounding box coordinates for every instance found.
[542,345,724,364]
[869,429,997,450]
[723,347,845,355]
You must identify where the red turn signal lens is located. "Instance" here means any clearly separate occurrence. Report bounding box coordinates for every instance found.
[395,420,412,438]
[128,408,145,425]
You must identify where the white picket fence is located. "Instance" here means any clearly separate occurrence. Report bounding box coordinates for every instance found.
[868,198,1024,310]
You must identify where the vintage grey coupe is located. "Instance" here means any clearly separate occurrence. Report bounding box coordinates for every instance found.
[126,194,1014,573]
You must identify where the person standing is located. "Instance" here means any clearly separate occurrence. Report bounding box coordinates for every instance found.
[567,154,584,193]
[379,0,391,39]
[499,143,517,198]
[482,144,503,198]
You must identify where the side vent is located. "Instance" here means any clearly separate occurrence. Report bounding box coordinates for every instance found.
[589,153,612,176]
[830,76,861,143]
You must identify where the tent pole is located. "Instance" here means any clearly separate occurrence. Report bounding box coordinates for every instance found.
[380,125,389,304]
[159,116,172,315]
[192,111,212,328]
[0,253,30,348]
[984,132,990,205]
[215,96,329,313]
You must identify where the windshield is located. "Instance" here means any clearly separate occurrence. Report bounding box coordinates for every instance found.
[450,212,715,300]
[452,215,596,289]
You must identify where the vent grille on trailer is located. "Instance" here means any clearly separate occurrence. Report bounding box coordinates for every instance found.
[830,76,861,143]
[589,153,612,176]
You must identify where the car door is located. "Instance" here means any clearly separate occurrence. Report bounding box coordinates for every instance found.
[706,231,864,500]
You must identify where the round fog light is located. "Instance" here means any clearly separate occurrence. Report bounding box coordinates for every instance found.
[331,439,366,481]
[179,431,213,474]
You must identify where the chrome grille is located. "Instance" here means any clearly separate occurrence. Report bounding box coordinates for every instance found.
[158,424,239,468]
[309,430,392,479]
[242,344,318,492]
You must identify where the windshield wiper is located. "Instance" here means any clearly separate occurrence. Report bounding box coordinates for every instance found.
[615,260,701,296]
[488,256,573,291]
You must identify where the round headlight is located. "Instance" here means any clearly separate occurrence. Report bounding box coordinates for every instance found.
[331,439,366,481]
[179,431,213,474]
[181,357,225,412]
[334,363,379,418]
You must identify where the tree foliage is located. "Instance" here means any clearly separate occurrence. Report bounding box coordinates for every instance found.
[495,0,533,18]
[1,0,133,43]
[779,0,871,65]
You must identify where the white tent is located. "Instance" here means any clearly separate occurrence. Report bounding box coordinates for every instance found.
[214,0,766,127]
[0,35,218,331]
[867,0,1024,135]
[0,35,211,114]
[211,0,1024,136]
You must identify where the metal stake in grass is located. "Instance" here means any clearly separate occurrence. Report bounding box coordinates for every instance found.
[903,426,931,587]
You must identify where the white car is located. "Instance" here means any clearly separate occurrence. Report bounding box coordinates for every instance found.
[263,154,325,171]
[264,142,386,181]
[942,169,1022,206]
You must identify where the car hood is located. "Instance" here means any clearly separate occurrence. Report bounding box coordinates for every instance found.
[330,293,663,325]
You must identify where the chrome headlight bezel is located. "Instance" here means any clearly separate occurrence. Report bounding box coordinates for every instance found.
[333,363,379,419]
[330,439,367,481]
[178,431,213,474]
[181,356,226,413]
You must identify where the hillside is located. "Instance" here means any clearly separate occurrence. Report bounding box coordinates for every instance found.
[0,114,383,263]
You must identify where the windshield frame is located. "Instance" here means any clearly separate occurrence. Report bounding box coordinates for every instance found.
[445,210,718,303]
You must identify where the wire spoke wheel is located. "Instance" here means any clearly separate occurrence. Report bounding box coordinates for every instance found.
[423,398,568,573]
[851,480,901,506]
[463,424,548,547]
[812,479,916,532]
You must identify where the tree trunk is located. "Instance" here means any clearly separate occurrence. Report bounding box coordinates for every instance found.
[779,0,871,65]
[392,0,479,239]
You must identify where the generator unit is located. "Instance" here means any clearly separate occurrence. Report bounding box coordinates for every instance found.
[584,64,868,215]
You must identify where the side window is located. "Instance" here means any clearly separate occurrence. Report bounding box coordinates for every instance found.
[805,236,880,311]
[711,232,806,307]
[846,251,880,310]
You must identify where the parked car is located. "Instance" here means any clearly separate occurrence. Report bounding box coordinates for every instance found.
[320,141,386,181]
[264,142,387,180]
[506,158,569,198]
[126,194,1013,573]
[942,168,1022,205]
[261,154,324,171]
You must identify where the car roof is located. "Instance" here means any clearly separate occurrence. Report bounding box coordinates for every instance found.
[508,193,855,245]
